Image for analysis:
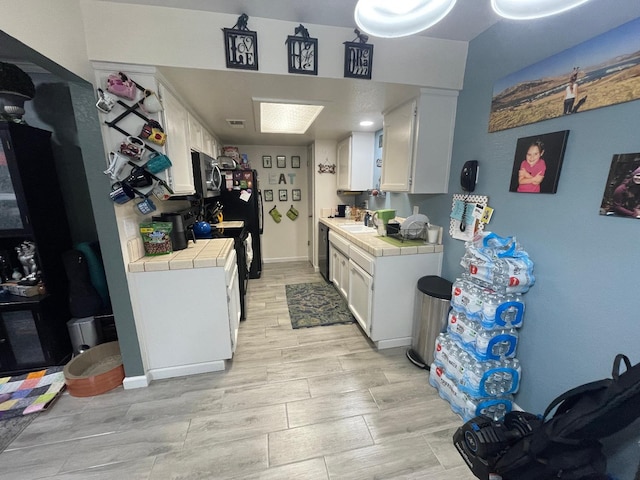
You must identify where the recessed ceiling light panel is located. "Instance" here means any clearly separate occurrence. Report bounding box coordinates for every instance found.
[491,0,593,20]
[354,0,457,38]
[360,120,374,127]
[259,102,324,134]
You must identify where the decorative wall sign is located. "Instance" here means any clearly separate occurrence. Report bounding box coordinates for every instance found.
[286,24,317,75]
[277,155,286,168]
[223,14,258,71]
[292,189,301,201]
[599,153,640,218]
[489,16,640,132]
[262,155,272,168]
[344,29,373,80]
[508,130,569,194]
[291,156,300,168]
[264,189,273,202]
[318,163,336,174]
[279,189,288,201]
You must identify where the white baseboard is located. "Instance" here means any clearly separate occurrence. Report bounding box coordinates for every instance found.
[375,337,412,350]
[123,374,150,390]
[264,257,309,263]
[147,361,226,381]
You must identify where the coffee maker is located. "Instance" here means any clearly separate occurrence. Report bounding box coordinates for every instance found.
[153,210,196,251]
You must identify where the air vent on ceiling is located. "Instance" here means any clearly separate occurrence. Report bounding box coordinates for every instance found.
[226,119,246,129]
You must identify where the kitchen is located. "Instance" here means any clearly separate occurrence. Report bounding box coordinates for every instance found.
[1,1,640,477]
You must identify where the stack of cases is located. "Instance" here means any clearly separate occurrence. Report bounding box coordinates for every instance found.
[429,243,534,422]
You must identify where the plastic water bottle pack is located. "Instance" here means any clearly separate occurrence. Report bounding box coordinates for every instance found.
[434,333,521,397]
[459,232,535,294]
[451,277,525,329]
[429,364,513,422]
[446,311,519,361]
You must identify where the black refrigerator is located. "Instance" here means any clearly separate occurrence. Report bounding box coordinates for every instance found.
[218,169,263,279]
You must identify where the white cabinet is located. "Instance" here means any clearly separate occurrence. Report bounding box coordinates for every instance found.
[159,83,195,195]
[202,129,214,157]
[129,244,239,380]
[348,247,373,336]
[337,132,374,191]
[328,227,443,349]
[188,112,204,152]
[329,230,350,299]
[381,88,458,194]
[226,250,241,353]
[330,244,349,299]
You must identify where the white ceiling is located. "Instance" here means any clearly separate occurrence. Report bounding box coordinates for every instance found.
[101,0,501,147]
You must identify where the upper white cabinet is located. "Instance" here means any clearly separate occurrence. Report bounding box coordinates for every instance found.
[337,132,374,191]
[188,112,204,153]
[381,88,458,193]
[158,83,195,195]
[202,129,214,157]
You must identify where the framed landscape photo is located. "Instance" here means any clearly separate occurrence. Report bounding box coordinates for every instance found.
[279,189,288,201]
[291,156,300,168]
[262,155,272,168]
[277,155,286,168]
[264,189,273,202]
[508,130,569,194]
[292,189,301,201]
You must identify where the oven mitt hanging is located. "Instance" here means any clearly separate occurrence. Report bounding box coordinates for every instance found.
[269,206,282,223]
[286,205,299,221]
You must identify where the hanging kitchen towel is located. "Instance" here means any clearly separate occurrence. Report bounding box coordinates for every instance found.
[269,206,282,223]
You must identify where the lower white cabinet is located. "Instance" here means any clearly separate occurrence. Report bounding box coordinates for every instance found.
[328,229,443,349]
[348,258,373,335]
[129,248,239,380]
[226,250,241,353]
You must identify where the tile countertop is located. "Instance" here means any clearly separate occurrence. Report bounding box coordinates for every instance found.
[128,238,234,272]
[320,218,444,257]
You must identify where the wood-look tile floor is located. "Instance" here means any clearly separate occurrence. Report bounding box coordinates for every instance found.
[1,261,475,479]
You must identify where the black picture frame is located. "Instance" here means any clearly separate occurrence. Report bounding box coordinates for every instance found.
[264,189,273,202]
[599,153,640,218]
[277,155,286,168]
[509,130,569,194]
[287,34,318,75]
[291,156,300,168]
[223,28,258,71]
[344,41,373,80]
[292,189,301,201]
[262,155,272,168]
[279,189,288,201]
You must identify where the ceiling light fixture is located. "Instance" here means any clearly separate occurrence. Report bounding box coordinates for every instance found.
[491,0,593,20]
[257,101,325,134]
[354,0,457,38]
[360,120,374,127]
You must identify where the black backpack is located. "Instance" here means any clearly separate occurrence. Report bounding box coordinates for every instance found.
[455,354,640,480]
[495,353,640,479]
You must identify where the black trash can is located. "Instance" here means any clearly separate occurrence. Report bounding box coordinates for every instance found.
[407,275,452,369]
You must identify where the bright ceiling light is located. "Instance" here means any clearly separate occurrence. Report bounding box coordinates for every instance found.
[354,0,457,38]
[258,102,325,134]
[360,120,374,127]
[491,0,593,20]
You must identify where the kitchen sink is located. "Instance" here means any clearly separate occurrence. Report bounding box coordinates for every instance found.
[339,224,376,234]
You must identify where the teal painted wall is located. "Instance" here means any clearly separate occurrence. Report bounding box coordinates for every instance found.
[412,4,640,477]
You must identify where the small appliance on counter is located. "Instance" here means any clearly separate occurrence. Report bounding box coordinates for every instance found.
[153,209,197,251]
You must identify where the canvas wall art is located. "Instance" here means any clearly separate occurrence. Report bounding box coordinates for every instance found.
[508,130,569,194]
[489,17,640,132]
[599,153,640,219]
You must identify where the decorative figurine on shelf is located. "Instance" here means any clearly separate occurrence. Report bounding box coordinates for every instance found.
[15,241,39,281]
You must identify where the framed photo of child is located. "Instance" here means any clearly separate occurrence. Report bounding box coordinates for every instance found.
[508,130,569,194]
